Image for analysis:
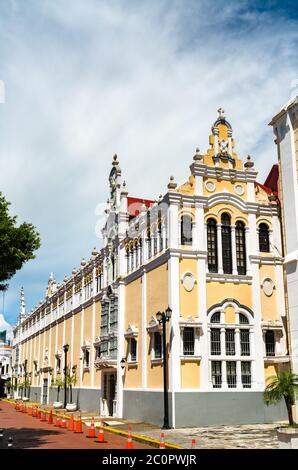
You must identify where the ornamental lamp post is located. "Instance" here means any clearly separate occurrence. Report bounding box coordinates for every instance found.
[24,360,27,399]
[156,306,172,430]
[63,344,69,408]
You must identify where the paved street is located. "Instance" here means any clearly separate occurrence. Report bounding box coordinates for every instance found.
[0,401,150,449]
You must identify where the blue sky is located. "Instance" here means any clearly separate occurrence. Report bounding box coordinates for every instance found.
[0,0,298,328]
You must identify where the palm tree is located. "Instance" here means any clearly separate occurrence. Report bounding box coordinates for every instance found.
[264,371,298,425]
[66,373,77,404]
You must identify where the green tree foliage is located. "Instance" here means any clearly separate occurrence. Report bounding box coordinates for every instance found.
[264,371,298,425]
[0,192,41,290]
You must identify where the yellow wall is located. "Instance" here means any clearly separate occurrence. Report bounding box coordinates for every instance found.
[203,178,247,201]
[181,361,200,389]
[124,278,142,388]
[94,301,102,388]
[179,258,198,318]
[146,263,168,321]
[82,306,93,387]
[264,363,278,384]
[146,263,168,389]
[225,305,236,324]
[259,265,277,321]
[206,282,252,310]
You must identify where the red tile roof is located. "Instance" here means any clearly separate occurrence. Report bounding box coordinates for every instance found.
[127,197,155,218]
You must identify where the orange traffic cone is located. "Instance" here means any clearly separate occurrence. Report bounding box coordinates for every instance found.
[159,432,166,449]
[61,414,67,429]
[23,403,27,414]
[74,414,83,433]
[95,422,106,443]
[48,410,53,425]
[41,410,47,422]
[68,414,74,431]
[54,415,61,427]
[86,417,96,438]
[28,406,32,416]
[125,426,134,449]
[37,409,41,419]
[19,403,23,412]
[191,438,196,449]
[15,402,19,411]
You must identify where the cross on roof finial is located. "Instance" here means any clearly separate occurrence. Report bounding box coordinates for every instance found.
[217,107,225,118]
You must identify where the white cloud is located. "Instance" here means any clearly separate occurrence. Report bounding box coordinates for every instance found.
[0,0,297,323]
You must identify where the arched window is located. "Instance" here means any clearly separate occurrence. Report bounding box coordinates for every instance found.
[235,221,246,275]
[259,223,270,252]
[207,218,218,273]
[208,304,253,390]
[239,313,249,324]
[210,312,221,323]
[221,213,232,274]
[180,215,192,246]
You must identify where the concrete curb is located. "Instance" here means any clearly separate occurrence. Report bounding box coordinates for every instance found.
[1,399,183,449]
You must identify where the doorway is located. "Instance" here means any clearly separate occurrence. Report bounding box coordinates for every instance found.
[42,378,48,404]
[103,372,116,416]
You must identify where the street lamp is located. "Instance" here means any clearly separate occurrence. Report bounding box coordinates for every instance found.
[63,344,69,408]
[156,306,172,429]
[24,360,27,399]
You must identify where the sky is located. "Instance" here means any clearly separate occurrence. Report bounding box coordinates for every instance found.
[0,0,298,328]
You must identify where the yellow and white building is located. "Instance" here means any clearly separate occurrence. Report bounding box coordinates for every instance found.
[12,109,289,426]
[270,96,298,418]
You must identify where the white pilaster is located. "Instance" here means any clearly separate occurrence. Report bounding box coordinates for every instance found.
[117,280,125,418]
[198,257,209,389]
[168,254,180,428]
[141,270,147,389]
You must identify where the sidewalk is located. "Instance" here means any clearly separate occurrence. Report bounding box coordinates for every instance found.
[0,400,151,449]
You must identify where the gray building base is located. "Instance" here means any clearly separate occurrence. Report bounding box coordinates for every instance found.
[27,387,101,413]
[123,390,287,428]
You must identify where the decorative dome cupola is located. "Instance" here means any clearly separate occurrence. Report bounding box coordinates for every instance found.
[210,108,236,168]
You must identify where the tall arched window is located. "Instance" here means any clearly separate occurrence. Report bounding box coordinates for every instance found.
[235,221,246,275]
[209,304,253,389]
[259,223,270,252]
[207,218,218,273]
[221,213,232,274]
[180,215,192,246]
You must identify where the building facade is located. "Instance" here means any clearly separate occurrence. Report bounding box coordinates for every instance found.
[0,336,13,397]
[12,110,288,426]
[270,96,298,416]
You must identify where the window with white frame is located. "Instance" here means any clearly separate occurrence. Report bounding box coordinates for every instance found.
[83,348,90,368]
[56,356,61,373]
[183,328,195,356]
[208,306,253,389]
[265,330,275,357]
[153,331,162,359]
[94,345,101,360]
[129,338,137,362]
